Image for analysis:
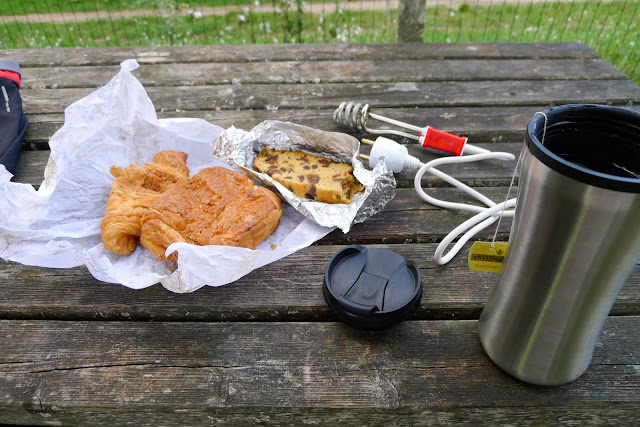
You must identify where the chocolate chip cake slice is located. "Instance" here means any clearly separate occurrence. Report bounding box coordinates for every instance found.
[253,147,364,204]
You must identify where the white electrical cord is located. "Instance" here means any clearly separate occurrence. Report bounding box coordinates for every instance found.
[414,153,517,265]
[363,137,517,265]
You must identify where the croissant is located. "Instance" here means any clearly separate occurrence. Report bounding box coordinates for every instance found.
[101,150,190,255]
[140,166,283,263]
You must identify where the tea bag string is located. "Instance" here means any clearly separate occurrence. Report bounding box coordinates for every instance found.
[490,111,548,248]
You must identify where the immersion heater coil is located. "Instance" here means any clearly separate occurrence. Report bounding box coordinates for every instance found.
[333,101,482,155]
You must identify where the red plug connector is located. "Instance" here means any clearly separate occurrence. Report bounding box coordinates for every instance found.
[419,126,468,156]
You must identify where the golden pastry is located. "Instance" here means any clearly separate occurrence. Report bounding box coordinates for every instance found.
[140,166,282,263]
[101,150,189,256]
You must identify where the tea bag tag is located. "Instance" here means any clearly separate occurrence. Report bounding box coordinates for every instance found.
[468,242,508,273]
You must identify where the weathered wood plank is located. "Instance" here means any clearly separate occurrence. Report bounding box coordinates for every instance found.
[20,79,640,115]
[1,241,637,321]
[22,105,640,149]
[0,317,637,424]
[0,43,601,67]
[22,106,532,149]
[11,142,522,189]
[323,206,514,244]
[19,58,626,89]
[2,406,640,426]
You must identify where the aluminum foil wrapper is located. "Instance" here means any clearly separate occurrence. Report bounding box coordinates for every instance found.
[212,120,396,233]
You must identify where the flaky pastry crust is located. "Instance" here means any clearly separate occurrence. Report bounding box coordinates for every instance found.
[140,166,282,263]
[101,150,190,256]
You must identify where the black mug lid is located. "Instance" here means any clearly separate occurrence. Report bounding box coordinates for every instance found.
[323,245,422,330]
[526,104,640,193]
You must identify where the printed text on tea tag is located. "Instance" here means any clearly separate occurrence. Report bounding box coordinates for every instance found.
[468,241,508,273]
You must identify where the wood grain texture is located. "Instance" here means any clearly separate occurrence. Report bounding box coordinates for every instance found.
[0,241,637,322]
[3,407,640,426]
[19,59,626,89]
[22,105,640,150]
[0,317,638,424]
[20,79,640,116]
[0,42,600,67]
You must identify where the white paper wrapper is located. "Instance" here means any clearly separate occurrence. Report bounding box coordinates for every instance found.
[213,121,396,233]
[0,59,332,293]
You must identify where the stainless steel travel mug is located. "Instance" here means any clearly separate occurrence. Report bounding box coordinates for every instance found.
[478,104,640,386]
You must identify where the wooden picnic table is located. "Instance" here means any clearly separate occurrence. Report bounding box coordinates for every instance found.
[1,42,639,425]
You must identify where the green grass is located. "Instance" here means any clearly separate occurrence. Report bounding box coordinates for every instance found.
[1,4,396,46]
[433,1,640,84]
[0,0,301,16]
[1,1,220,15]
[1,1,638,84]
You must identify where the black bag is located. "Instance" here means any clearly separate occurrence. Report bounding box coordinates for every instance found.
[0,59,28,174]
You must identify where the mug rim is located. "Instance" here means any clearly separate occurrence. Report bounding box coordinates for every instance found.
[526,104,640,193]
